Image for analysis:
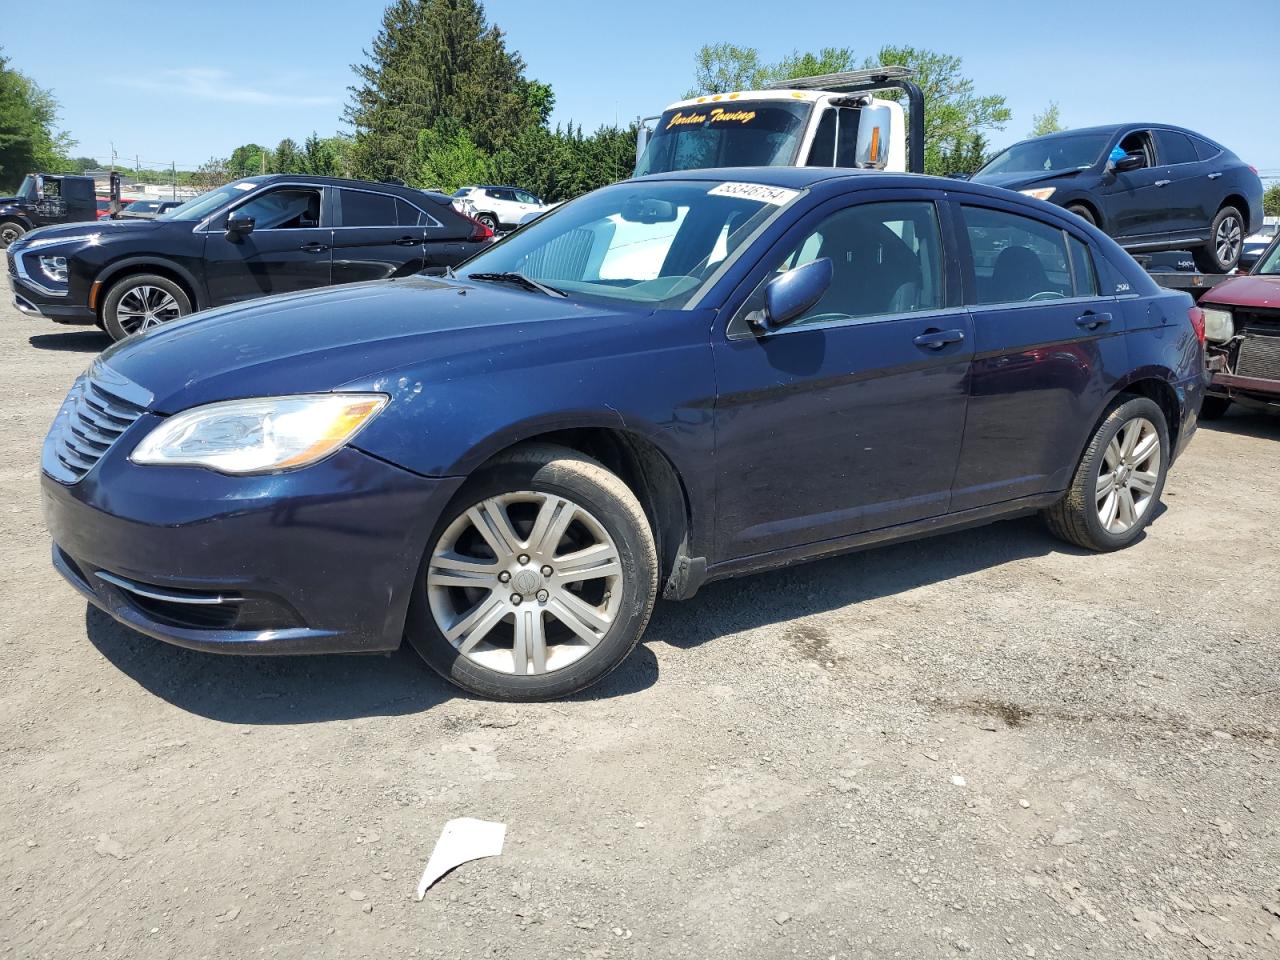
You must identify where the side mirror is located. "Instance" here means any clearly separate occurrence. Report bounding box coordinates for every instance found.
[1111,153,1145,173]
[225,212,255,239]
[752,257,833,334]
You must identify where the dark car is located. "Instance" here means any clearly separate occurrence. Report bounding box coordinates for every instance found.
[116,198,186,220]
[971,124,1264,274]
[8,174,493,341]
[0,174,98,248]
[1197,232,1280,418]
[41,168,1205,701]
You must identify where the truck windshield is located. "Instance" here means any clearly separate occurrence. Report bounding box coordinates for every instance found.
[635,101,812,176]
[457,178,802,308]
[14,175,37,200]
[977,133,1111,176]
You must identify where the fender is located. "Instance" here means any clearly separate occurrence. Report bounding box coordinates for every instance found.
[94,256,207,310]
[0,208,35,230]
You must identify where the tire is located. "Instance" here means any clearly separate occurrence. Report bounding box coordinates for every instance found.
[0,220,27,249]
[1198,395,1231,421]
[1043,396,1170,552]
[1065,204,1097,227]
[1194,206,1244,274]
[102,273,191,341]
[477,212,499,232]
[406,443,658,701]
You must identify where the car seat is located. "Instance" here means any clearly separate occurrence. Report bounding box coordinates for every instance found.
[989,246,1050,302]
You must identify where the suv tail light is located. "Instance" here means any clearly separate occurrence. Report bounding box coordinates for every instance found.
[1188,305,1206,344]
[463,213,493,242]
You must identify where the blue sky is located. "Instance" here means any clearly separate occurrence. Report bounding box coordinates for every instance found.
[5,0,1277,175]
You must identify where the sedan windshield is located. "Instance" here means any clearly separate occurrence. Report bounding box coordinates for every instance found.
[977,133,1111,176]
[157,181,262,221]
[1257,240,1280,275]
[457,179,802,308]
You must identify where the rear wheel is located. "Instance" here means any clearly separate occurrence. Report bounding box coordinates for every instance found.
[1065,204,1097,227]
[0,220,27,249]
[1194,206,1244,273]
[1043,396,1169,551]
[406,444,658,701]
[476,212,499,232]
[102,273,191,341]
[1198,395,1232,421]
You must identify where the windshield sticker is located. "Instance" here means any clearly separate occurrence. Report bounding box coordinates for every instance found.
[233,181,255,191]
[708,182,800,206]
[666,107,758,129]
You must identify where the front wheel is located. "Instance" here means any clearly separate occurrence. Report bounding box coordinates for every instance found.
[406,444,658,701]
[1043,396,1169,551]
[1194,206,1244,273]
[0,220,27,249]
[102,273,192,341]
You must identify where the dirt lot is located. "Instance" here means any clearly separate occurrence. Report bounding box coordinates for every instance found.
[1,270,1278,960]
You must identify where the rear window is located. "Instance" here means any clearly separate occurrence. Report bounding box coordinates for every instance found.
[1191,136,1222,161]
[395,198,437,227]
[1156,130,1198,165]
[339,189,397,227]
[962,205,1075,304]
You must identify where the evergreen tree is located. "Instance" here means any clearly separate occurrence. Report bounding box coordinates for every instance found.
[272,137,303,174]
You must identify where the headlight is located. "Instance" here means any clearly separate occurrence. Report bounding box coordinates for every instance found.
[130,393,387,474]
[38,255,68,284]
[1202,307,1234,343]
[1019,187,1057,201]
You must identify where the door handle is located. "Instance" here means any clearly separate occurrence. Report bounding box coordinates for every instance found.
[299,242,329,253]
[912,328,965,350]
[1075,311,1112,330]
[395,235,419,246]
[1207,172,1223,180]
[1154,179,1172,187]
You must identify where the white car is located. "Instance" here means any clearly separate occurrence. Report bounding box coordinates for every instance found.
[453,186,548,232]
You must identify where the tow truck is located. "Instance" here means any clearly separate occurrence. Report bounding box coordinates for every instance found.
[634,67,1236,300]
[634,65,925,177]
[0,172,122,249]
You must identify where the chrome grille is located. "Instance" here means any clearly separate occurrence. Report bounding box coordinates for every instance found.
[1236,334,1280,383]
[44,364,150,483]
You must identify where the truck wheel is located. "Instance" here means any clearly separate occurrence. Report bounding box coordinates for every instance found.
[102,274,192,341]
[1065,204,1096,227]
[0,220,27,249]
[406,443,658,701]
[1042,396,1169,552]
[1194,206,1244,274]
[1198,396,1231,421]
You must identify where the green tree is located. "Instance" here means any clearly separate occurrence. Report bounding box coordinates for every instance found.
[861,45,1010,176]
[687,44,858,97]
[415,119,493,192]
[227,143,268,178]
[1264,183,1280,219]
[271,137,303,174]
[938,133,990,176]
[1030,101,1065,137]
[0,48,73,188]
[346,0,547,183]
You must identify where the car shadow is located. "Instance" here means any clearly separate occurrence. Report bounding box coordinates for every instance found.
[28,331,110,353]
[1199,406,1279,440]
[645,515,1097,652]
[84,605,660,724]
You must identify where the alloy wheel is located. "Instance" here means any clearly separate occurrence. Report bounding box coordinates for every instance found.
[1095,417,1161,534]
[1215,215,1242,266]
[426,491,624,675]
[115,285,182,334]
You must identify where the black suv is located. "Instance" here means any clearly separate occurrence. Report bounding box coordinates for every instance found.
[0,174,99,248]
[971,124,1264,273]
[8,174,493,340]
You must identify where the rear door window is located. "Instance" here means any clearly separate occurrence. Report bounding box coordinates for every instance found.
[1067,235,1098,296]
[339,189,398,227]
[1155,130,1198,165]
[962,205,1075,303]
[395,198,437,227]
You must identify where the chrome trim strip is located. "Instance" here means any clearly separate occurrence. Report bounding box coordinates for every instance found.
[13,293,42,316]
[95,571,236,606]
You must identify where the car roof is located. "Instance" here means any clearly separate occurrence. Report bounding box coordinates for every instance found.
[1020,122,1214,143]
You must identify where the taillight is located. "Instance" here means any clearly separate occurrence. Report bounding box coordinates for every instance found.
[464,213,493,242]
[1188,305,1206,344]
[1248,165,1258,175]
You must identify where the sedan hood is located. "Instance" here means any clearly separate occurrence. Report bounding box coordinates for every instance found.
[99,276,636,412]
[1199,274,1280,310]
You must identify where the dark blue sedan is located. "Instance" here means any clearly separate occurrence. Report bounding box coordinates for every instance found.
[42,168,1207,700]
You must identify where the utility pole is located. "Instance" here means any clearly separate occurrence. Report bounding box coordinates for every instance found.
[171,161,177,200]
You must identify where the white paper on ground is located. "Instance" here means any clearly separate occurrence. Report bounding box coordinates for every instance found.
[415,818,506,900]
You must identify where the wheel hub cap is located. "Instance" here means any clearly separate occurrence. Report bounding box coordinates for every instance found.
[1095,417,1161,534]
[511,568,542,597]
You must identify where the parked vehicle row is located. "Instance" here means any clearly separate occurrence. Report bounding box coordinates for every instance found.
[40,169,1206,700]
[8,174,495,340]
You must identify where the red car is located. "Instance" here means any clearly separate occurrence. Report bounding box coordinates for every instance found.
[1198,235,1280,418]
[95,198,113,220]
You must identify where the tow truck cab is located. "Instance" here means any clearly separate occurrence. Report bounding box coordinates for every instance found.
[0,172,110,248]
[634,66,924,177]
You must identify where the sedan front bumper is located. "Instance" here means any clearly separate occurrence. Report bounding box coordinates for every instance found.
[43,448,463,655]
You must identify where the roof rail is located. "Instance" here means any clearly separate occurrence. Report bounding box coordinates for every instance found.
[763,64,914,94]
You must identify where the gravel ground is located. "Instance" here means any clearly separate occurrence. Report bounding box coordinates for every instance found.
[1,270,1278,960]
